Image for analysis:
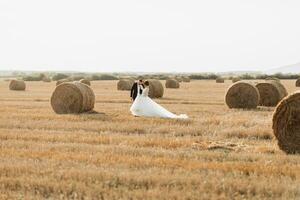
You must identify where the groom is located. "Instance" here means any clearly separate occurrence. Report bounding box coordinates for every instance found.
[130,79,144,101]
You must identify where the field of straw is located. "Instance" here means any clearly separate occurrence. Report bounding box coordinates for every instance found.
[0,79,299,199]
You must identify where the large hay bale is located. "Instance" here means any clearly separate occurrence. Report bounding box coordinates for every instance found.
[296,79,300,87]
[79,79,91,86]
[56,79,70,86]
[117,79,134,91]
[182,76,191,82]
[51,82,95,114]
[272,81,288,97]
[255,81,288,107]
[232,77,241,83]
[165,79,180,89]
[9,80,26,91]
[225,82,260,109]
[148,79,164,98]
[273,92,300,154]
[216,77,225,83]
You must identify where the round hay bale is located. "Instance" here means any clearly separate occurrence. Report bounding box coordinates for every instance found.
[56,79,70,86]
[117,79,134,91]
[51,82,95,114]
[273,81,288,97]
[225,82,260,109]
[266,77,280,82]
[182,76,190,82]
[148,79,164,98]
[42,77,51,82]
[273,91,300,154]
[216,77,225,83]
[296,78,300,87]
[79,79,91,86]
[165,79,180,89]
[255,81,288,107]
[232,77,241,83]
[9,80,26,91]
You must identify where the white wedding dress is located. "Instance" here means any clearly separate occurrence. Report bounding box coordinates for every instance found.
[130,85,188,119]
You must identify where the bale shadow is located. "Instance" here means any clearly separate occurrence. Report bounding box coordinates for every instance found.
[78,110,110,121]
[229,106,274,112]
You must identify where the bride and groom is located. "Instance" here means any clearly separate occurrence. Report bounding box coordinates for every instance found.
[130,79,188,119]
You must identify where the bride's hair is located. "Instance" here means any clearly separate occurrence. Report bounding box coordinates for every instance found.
[144,81,149,86]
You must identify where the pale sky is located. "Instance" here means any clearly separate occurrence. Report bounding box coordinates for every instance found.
[0,0,300,72]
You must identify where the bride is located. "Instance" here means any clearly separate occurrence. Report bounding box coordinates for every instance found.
[130,81,188,119]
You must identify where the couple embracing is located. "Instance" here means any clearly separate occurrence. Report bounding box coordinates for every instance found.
[129,79,188,119]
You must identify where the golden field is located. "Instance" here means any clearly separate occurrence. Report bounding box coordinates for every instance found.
[0,79,299,199]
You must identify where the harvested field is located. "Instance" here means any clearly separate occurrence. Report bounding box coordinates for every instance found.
[0,79,299,199]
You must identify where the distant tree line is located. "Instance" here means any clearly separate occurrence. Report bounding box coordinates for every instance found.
[189,74,219,80]
[255,73,299,80]
[18,72,300,81]
[23,73,48,81]
[190,73,300,80]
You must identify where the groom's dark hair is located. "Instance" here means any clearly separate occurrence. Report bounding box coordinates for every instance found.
[139,79,143,82]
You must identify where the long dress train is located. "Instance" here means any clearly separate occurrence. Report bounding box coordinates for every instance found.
[130,85,188,119]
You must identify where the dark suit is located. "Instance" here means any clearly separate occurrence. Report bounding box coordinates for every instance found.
[130,82,144,100]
